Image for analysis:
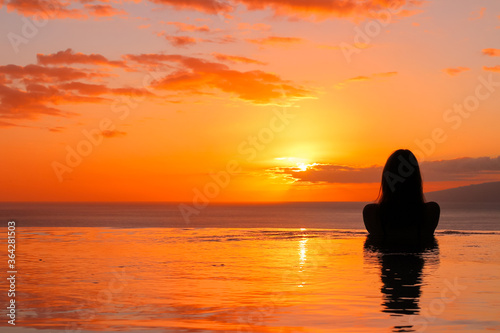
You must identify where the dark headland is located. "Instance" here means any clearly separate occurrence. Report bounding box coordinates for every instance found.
[425,181,500,203]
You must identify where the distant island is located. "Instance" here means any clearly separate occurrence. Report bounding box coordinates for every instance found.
[425,181,500,202]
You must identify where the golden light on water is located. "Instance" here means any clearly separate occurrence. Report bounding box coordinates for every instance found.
[298,237,308,288]
[299,237,308,265]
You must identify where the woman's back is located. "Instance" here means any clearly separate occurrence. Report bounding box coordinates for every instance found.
[363,201,440,241]
[363,149,440,241]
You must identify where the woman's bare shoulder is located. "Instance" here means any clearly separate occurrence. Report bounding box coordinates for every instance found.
[363,203,383,236]
[363,203,380,213]
[424,201,440,213]
[423,201,440,236]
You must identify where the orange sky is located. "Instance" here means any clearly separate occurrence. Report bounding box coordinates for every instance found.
[1,0,500,202]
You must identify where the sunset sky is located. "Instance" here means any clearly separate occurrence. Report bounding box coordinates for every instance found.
[1,0,499,202]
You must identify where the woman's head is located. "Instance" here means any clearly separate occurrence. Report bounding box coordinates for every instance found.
[378,149,425,204]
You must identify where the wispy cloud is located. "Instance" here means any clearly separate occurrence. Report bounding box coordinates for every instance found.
[0,64,91,82]
[37,49,128,68]
[1,0,425,22]
[162,35,200,47]
[84,4,127,18]
[102,130,127,138]
[269,156,500,184]
[212,53,267,65]
[230,0,424,21]
[483,65,500,73]
[372,72,398,78]
[469,7,486,21]
[166,21,211,33]
[0,50,313,127]
[147,0,233,15]
[0,119,30,128]
[482,48,500,57]
[1,0,129,20]
[336,71,397,88]
[246,36,304,47]
[48,126,65,133]
[128,54,312,104]
[443,67,470,76]
[0,51,149,126]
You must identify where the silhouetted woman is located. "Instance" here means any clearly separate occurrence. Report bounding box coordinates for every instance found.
[363,149,440,242]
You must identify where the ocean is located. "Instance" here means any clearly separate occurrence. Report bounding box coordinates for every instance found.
[1,202,499,230]
[0,202,499,332]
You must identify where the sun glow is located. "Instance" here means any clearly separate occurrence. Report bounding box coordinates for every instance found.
[275,157,319,172]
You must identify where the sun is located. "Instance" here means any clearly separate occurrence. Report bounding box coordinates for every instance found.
[297,163,308,171]
[275,157,318,172]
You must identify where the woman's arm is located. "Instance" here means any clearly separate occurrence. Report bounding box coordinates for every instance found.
[423,201,440,237]
[363,204,384,236]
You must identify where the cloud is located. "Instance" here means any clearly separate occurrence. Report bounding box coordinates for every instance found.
[56,82,109,95]
[0,74,150,124]
[396,9,424,17]
[158,30,235,47]
[147,0,233,15]
[239,0,424,21]
[272,156,500,184]
[2,0,424,22]
[1,50,311,126]
[150,0,424,21]
[0,64,91,82]
[0,74,11,84]
[48,126,65,132]
[84,4,127,18]
[0,83,80,121]
[421,156,500,181]
[127,53,312,104]
[0,51,153,126]
[212,53,267,65]
[483,65,500,73]
[2,0,86,19]
[166,21,211,32]
[37,49,127,68]
[443,67,470,76]
[57,81,153,98]
[246,36,304,47]
[123,53,176,66]
[346,76,370,82]
[482,48,500,57]
[277,164,382,184]
[336,71,397,88]
[211,35,237,44]
[102,130,127,138]
[0,119,29,127]
[372,71,398,78]
[469,7,485,21]
[162,35,200,47]
[1,0,130,20]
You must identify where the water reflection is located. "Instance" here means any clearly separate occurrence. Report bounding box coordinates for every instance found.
[297,236,308,288]
[364,236,440,332]
[299,237,308,267]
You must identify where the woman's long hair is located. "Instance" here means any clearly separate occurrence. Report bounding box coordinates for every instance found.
[377,149,425,205]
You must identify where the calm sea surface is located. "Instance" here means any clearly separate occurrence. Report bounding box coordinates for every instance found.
[0,202,499,230]
[0,203,499,332]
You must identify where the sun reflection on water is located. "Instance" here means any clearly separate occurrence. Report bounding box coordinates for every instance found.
[298,233,308,288]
